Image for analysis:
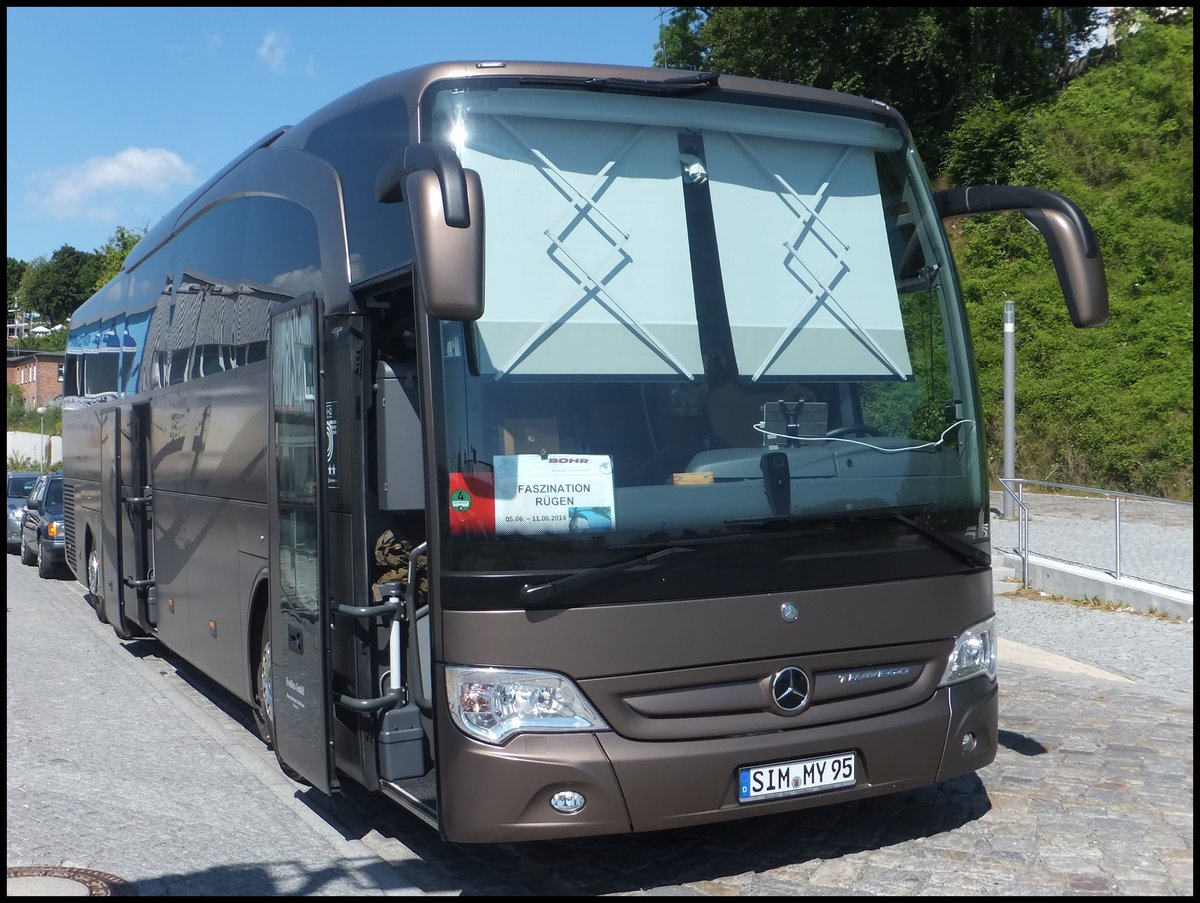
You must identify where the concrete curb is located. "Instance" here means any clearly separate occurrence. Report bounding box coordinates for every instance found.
[1000,550,1194,621]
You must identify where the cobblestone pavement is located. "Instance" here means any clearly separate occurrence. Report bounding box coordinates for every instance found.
[6,547,1193,896]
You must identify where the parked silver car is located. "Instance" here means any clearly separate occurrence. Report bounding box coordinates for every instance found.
[7,471,39,553]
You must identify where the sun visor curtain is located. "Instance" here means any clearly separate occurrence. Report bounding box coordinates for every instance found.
[448,88,910,380]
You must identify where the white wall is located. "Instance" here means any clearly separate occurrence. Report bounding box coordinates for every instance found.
[6,431,63,468]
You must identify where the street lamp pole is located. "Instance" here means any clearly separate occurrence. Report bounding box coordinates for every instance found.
[36,406,48,470]
[1002,301,1016,519]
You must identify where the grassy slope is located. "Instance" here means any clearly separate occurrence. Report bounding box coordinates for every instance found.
[955,17,1193,500]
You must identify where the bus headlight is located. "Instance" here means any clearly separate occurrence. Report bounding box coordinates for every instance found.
[940,616,997,686]
[446,665,608,745]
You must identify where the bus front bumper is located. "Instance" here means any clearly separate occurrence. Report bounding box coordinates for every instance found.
[434,676,996,843]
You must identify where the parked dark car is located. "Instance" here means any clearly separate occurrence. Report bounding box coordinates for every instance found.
[20,472,66,578]
[7,471,40,553]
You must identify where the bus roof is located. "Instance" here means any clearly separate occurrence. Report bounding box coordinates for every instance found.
[117,60,904,280]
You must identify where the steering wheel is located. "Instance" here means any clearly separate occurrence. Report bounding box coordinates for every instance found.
[826,423,883,438]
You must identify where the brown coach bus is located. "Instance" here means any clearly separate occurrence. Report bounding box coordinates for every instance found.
[62,60,1107,843]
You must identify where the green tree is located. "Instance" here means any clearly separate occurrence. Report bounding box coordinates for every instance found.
[8,256,28,302]
[8,255,34,325]
[9,255,46,340]
[655,7,1102,174]
[14,328,67,353]
[654,6,713,69]
[92,225,146,292]
[940,99,1030,186]
[7,383,27,419]
[16,245,102,326]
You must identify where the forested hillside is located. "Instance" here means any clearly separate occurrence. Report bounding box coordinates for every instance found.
[948,17,1193,499]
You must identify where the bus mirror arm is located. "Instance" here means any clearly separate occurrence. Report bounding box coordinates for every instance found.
[376,144,469,228]
[377,143,485,322]
[935,185,1109,329]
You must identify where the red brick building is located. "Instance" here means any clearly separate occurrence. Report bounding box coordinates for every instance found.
[6,350,65,409]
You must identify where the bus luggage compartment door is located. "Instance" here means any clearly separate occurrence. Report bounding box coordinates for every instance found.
[118,401,155,628]
[98,407,135,639]
[267,297,334,793]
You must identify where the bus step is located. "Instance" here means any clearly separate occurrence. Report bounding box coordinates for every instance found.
[378,704,427,781]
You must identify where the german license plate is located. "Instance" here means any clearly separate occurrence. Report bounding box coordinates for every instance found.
[738,751,856,803]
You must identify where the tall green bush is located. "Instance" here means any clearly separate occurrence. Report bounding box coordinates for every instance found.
[947,14,1193,499]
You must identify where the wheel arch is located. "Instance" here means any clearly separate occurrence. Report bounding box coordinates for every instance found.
[247,568,271,698]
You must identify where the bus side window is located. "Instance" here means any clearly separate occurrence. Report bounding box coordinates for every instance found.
[172,201,246,385]
[242,196,325,363]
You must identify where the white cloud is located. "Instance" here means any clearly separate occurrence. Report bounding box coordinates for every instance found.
[271,265,324,298]
[257,29,294,73]
[30,147,195,221]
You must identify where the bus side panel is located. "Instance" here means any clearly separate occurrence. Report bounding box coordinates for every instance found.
[117,401,153,631]
[149,371,268,506]
[97,408,123,626]
[148,366,267,692]
[149,485,191,656]
[182,368,270,505]
[182,493,244,691]
[67,482,101,589]
[147,501,261,704]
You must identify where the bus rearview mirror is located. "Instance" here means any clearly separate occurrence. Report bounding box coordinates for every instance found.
[935,185,1109,329]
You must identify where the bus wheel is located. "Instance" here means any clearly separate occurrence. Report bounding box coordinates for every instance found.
[253,631,274,745]
[254,631,308,785]
[87,546,109,625]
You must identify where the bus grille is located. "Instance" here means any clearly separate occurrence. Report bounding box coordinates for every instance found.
[63,481,76,563]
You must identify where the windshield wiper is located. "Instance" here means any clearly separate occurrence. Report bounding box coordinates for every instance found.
[726,509,990,569]
[520,546,696,607]
[869,512,990,568]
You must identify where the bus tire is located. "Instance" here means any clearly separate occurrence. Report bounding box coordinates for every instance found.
[254,631,308,785]
[87,545,109,625]
[252,630,274,745]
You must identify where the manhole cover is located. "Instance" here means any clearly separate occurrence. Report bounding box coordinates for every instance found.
[7,867,136,896]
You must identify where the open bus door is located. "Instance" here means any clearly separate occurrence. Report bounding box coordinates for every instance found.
[267,296,334,793]
[117,400,155,631]
[97,407,137,639]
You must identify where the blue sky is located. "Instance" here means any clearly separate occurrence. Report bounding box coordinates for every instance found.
[6,6,665,263]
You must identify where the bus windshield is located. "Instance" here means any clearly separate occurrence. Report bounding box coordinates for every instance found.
[426,81,986,578]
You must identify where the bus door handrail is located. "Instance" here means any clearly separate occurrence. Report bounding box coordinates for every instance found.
[328,540,431,714]
[331,583,406,712]
[123,485,154,506]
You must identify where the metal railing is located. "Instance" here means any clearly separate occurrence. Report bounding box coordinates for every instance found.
[996,478,1194,592]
